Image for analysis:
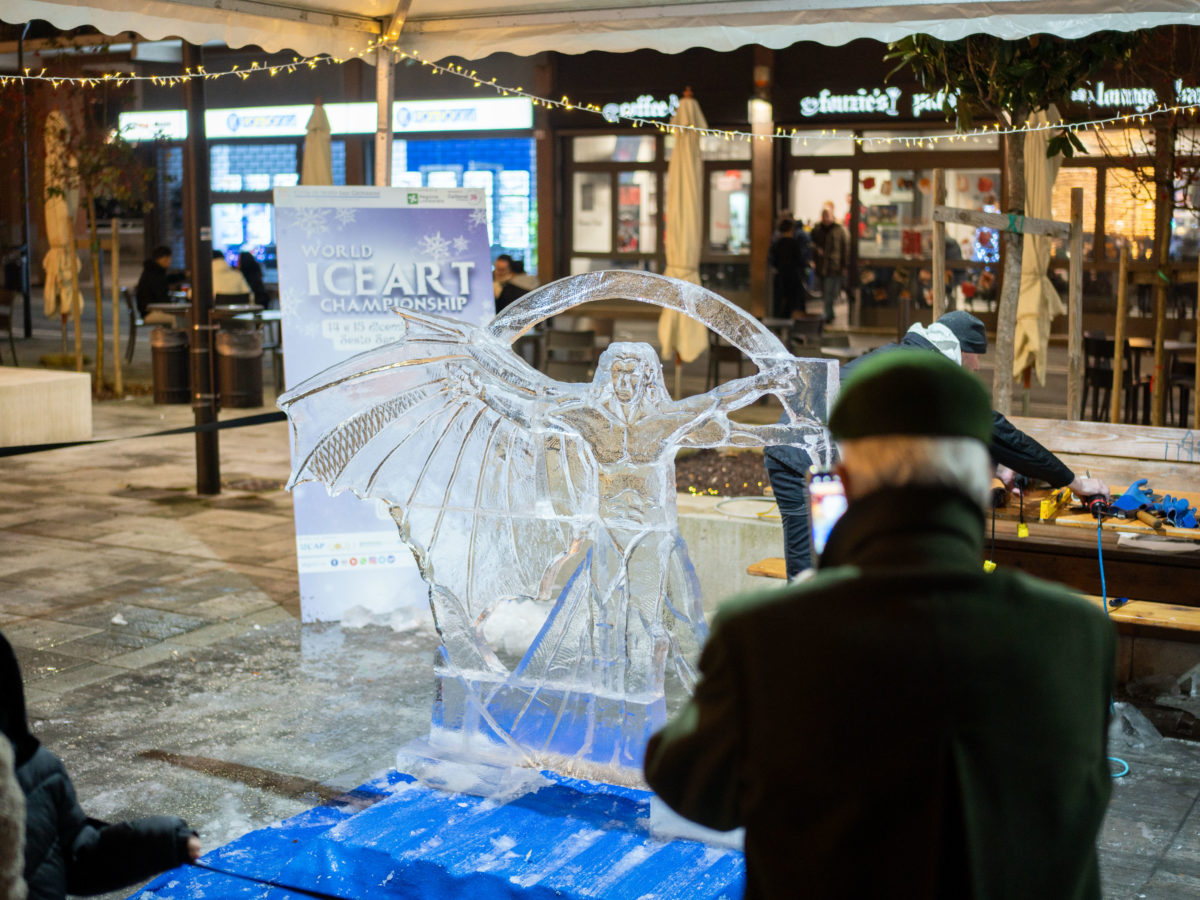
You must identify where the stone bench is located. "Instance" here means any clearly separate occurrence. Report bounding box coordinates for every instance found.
[0,367,92,447]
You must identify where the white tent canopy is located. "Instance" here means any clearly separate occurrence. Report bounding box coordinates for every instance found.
[5,0,1199,62]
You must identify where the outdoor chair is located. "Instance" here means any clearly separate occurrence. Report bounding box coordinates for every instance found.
[788,315,824,351]
[1082,332,1150,424]
[1168,352,1196,428]
[541,328,597,383]
[122,287,143,363]
[0,288,18,365]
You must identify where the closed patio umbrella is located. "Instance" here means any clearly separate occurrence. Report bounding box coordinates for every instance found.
[300,100,333,186]
[658,88,710,392]
[1013,106,1064,386]
[41,109,81,320]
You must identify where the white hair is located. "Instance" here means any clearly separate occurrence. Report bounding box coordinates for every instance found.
[837,436,992,510]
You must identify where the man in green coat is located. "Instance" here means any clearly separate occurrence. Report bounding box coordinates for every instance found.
[644,351,1115,899]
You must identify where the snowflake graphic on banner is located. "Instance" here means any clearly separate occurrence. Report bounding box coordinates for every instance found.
[452,235,470,254]
[468,207,488,230]
[290,207,331,239]
[418,231,452,263]
[334,208,357,228]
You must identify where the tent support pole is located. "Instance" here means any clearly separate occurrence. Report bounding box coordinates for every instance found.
[375,47,394,186]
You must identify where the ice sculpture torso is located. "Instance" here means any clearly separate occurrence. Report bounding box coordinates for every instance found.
[280,271,838,776]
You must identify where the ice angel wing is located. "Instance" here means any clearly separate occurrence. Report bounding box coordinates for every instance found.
[279,310,597,655]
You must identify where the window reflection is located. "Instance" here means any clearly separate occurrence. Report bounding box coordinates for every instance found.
[617,170,657,253]
[709,170,750,254]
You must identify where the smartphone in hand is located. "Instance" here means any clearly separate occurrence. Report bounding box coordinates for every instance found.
[808,467,848,560]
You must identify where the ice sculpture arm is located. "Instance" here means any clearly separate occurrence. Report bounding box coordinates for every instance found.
[677,364,801,448]
[644,618,744,832]
[450,362,581,434]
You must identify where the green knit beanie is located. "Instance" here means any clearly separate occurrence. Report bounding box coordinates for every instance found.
[829,349,992,443]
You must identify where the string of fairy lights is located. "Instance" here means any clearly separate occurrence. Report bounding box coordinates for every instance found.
[1,33,1197,148]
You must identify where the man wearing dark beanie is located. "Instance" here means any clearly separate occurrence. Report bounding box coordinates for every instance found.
[646,351,1115,900]
[764,309,1109,577]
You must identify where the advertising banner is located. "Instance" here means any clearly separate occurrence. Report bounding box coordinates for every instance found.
[274,186,494,622]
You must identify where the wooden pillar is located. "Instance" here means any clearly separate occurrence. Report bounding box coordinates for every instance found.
[748,46,774,318]
[1150,122,1174,426]
[1067,187,1083,421]
[931,168,947,318]
[1110,245,1129,424]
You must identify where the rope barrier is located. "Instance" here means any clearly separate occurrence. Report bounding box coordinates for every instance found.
[0,410,286,458]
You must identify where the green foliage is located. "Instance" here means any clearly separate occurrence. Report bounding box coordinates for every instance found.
[886,32,1141,154]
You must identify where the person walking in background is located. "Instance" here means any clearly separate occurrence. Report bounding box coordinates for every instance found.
[1,632,200,900]
[646,351,1115,899]
[810,202,848,324]
[768,217,810,319]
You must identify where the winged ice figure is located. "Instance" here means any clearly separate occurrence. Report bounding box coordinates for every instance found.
[280,271,837,770]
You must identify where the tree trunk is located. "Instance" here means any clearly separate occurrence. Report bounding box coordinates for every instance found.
[86,195,106,394]
[993,130,1026,415]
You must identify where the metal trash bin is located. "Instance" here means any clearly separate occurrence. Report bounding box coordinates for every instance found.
[215,329,263,408]
[150,327,190,404]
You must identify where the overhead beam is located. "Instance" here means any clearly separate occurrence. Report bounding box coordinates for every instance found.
[382,0,415,43]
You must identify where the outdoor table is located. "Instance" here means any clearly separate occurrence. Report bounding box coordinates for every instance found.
[820,345,864,363]
[145,302,192,330]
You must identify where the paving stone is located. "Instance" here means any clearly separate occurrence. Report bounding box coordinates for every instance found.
[4,618,103,650]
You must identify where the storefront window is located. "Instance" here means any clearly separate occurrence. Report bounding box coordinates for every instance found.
[392,137,537,266]
[617,170,657,253]
[210,144,298,192]
[1051,167,1098,260]
[789,132,855,156]
[1105,167,1156,261]
[574,135,656,163]
[789,169,852,229]
[665,135,752,161]
[573,172,613,253]
[709,169,750,254]
[861,130,998,152]
[569,256,659,276]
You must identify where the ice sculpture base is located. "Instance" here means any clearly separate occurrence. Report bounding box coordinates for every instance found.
[130,757,745,900]
[432,668,667,772]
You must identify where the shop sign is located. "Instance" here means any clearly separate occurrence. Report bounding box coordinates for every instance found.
[119,97,534,142]
[601,94,680,124]
[799,87,903,118]
[1069,79,1200,111]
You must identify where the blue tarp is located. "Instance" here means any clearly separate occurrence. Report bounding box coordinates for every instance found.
[130,767,745,899]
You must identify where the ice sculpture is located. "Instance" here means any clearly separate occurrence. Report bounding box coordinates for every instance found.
[280,270,837,774]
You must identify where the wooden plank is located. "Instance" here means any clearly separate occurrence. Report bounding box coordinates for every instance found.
[1007,416,1200,464]
[747,557,787,579]
[1068,187,1084,421]
[932,205,1071,239]
[744,559,1200,639]
[1083,595,1200,640]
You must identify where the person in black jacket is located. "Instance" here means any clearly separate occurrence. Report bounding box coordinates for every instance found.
[237,251,271,308]
[134,246,182,327]
[764,310,1110,577]
[0,632,200,900]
